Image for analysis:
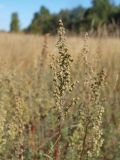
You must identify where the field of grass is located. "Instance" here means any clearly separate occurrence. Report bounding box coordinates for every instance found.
[0,23,120,160]
[0,32,120,70]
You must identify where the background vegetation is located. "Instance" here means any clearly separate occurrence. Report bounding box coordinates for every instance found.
[10,0,120,35]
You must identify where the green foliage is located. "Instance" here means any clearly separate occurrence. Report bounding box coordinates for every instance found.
[23,1,120,34]
[27,6,52,34]
[10,13,20,32]
[89,0,115,28]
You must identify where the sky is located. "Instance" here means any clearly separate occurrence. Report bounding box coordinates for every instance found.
[0,0,120,31]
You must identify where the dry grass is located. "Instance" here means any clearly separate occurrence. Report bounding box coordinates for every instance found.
[0,31,120,160]
[0,32,120,70]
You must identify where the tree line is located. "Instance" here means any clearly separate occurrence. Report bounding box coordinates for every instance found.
[10,0,120,35]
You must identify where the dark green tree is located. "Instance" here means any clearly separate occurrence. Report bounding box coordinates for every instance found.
[27,6,52,34]
[86,0,115,29]
[58,9,70,28]
[69,6,85,33]
[38,6,53,34]
[25,1,120,34]
[10,13,20,32]
[27,12,40,34]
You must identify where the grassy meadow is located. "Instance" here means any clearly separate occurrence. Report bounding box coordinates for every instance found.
[0,23,120,160]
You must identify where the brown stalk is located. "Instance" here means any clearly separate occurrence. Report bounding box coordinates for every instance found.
[80,120,90,160]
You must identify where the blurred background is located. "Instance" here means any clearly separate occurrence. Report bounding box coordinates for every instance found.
[0,0,120,36]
